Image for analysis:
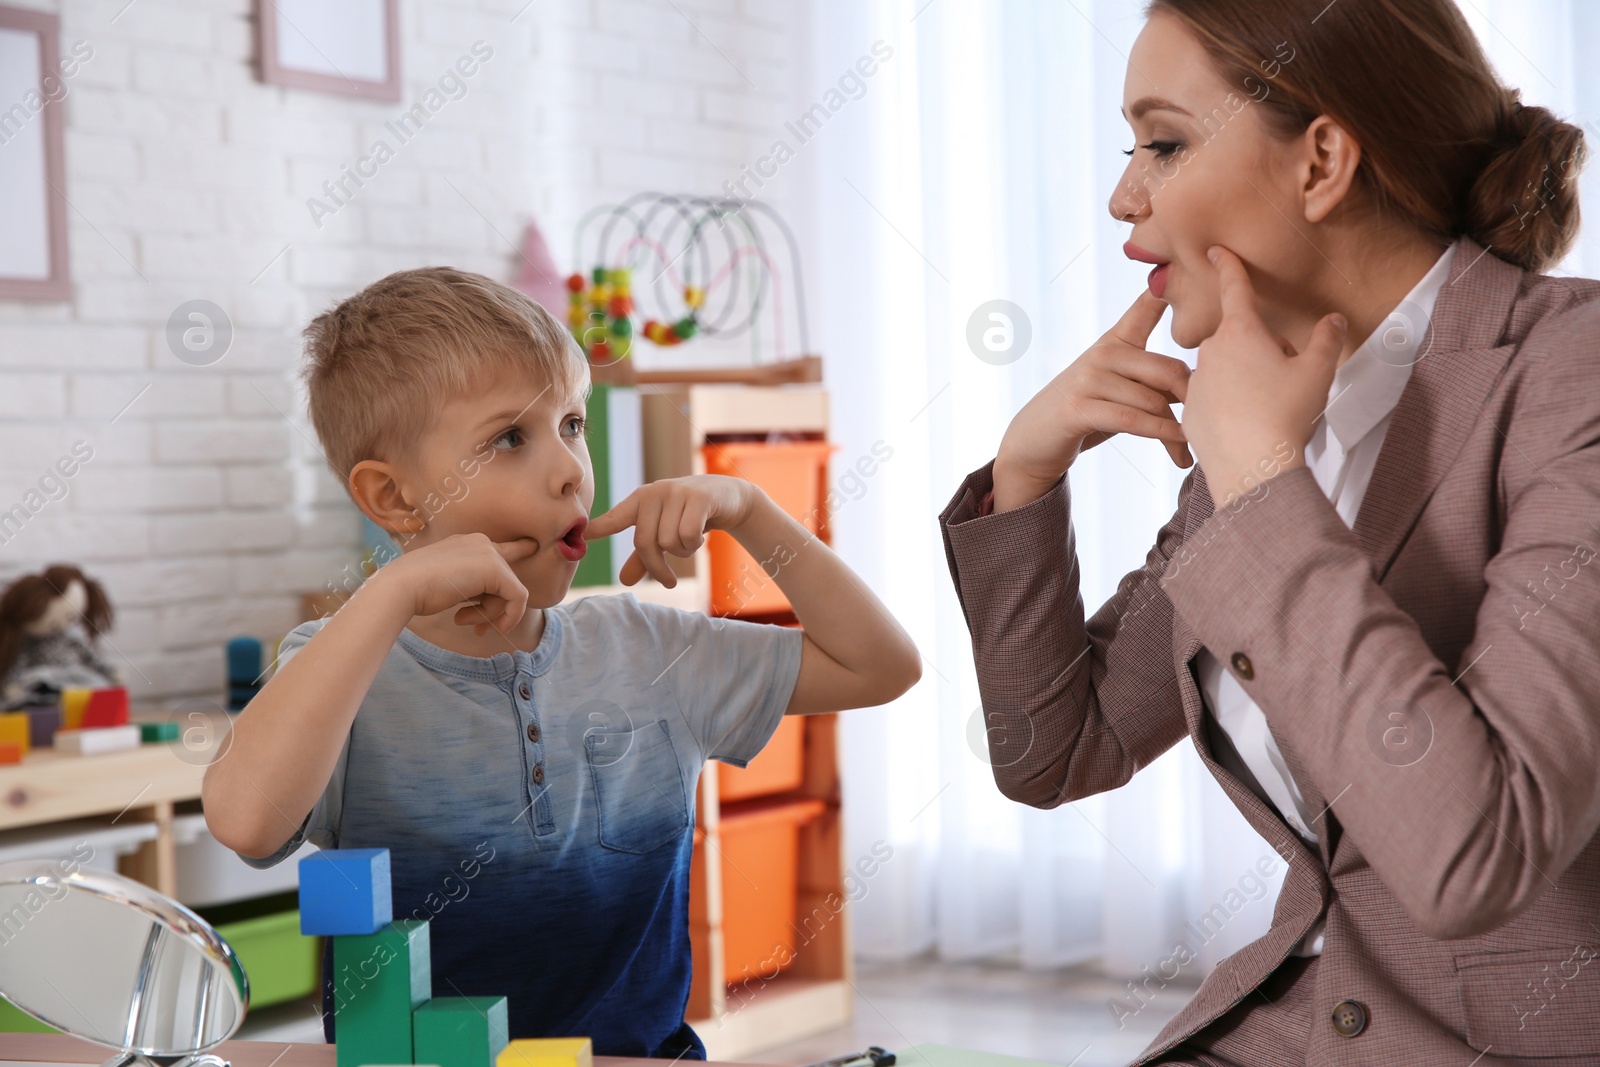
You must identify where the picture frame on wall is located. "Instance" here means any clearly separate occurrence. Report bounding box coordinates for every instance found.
[256,0,401,102]
[0,5,70,302]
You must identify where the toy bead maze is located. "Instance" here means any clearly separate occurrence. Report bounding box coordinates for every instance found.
[565,194,813,383]
[298,848,592,1067]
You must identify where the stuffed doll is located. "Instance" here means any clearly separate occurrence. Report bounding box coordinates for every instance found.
[0,564,121,709]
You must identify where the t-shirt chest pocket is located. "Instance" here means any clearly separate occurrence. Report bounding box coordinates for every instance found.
[585,719,690,854]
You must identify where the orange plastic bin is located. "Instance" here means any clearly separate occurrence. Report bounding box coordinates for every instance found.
[701,439,837,616]
[718,712,806,802]
[693,796,827,984]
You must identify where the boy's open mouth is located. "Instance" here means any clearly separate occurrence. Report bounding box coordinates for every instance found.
[556,517,587,562]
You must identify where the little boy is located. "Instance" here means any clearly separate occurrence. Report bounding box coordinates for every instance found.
[201,267,921,1058]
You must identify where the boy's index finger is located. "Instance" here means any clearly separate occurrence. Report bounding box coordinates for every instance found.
[495,537,540,561]
[583,492,640,541]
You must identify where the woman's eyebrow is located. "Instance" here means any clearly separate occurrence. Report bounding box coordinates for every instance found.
[1122,96,1194,121]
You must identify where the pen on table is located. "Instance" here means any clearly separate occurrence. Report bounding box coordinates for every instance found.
[800,1047,896,1067]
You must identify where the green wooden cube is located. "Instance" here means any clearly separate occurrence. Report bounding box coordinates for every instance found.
[331,920,431,1067]
[139,721,179,743]
[414,996,510,1067]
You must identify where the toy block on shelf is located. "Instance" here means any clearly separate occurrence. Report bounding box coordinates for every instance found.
[0,742,21,764]
[82,687,129,727]
[228,636,263,711]
[140,721,180,743]
[497,1038,593,1067]
[23,704,58,748]
[332,919,431,1067]
[299,848,393,936]
[0,712,31,757]
[413,996,509,1067]
[60,688,92,731]
[54,725,140,756]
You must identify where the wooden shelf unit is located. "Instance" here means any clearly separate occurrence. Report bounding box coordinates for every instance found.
[598,382,851,1056]
[690,713,852,1058]
[0,716,216,898]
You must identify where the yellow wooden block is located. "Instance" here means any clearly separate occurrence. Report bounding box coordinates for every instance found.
[496,1039,592,1067]
[61,688,93,731]
[0,713,29,757]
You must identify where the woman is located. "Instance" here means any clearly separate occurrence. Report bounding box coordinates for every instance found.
[939,2,1599,1064]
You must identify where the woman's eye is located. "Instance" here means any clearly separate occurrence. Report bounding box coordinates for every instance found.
[1122,141,1183,159]
[491,427,523,450]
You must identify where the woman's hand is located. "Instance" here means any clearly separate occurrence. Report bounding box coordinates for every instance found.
[585,474,757,588]
[1184,245,1347,509]
[993,288,1192,512]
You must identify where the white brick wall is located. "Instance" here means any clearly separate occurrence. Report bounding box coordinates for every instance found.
[0,0,811,708]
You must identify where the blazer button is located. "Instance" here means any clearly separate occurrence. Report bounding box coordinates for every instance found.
[1331,1000,1367,1038]
[1230,652,1254,680]
[518,680,532,700]
[531,763,545,785]
[526,721,540,743]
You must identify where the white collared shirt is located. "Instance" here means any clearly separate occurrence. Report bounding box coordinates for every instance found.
[1194,238,1461,956]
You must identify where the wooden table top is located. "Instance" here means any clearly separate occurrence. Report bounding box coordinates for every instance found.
[0,1032,773,1067]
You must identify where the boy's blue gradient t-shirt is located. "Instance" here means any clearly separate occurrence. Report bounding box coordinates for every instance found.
[236,592,804,1057]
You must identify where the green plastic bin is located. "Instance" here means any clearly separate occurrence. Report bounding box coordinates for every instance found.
[214,907,321,1009]
[0,996,59,1033]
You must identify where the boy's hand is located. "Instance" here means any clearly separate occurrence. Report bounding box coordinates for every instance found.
[384,532,538,634]
[586,475,756,588]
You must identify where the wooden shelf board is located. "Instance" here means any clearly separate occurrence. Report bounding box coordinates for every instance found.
[0,741,207,831]
[589,354,823,388]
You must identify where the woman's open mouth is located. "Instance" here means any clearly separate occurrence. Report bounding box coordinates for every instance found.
[1123,241,1172,299]
[1148,263,1171,299]
[556,518,587,562]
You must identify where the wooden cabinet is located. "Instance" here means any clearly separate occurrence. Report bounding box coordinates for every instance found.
[561,382,853,1056]
[687,714,852,1057]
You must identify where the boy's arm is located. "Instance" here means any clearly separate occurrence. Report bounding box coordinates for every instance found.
[205,532,534,858]
[713,490,922,715]
[202,570,412,859]
[588,476,923,715]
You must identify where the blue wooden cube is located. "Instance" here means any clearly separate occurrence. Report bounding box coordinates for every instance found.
[299,848,393,936]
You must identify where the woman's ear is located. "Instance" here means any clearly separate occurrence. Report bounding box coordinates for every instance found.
[1300,114,1362,225]
[349,460,427,539]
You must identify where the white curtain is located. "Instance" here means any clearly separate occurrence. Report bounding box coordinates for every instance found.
[797,0,1600,982]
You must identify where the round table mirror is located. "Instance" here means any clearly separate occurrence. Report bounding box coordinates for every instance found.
[0,858,249,1067]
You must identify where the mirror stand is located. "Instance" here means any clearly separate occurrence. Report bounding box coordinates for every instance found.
[99,1054,231,1067]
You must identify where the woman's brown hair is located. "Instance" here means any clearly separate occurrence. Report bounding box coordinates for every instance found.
[1147,0,1585,274]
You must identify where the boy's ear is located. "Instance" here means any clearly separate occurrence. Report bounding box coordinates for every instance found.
[349,459,426,538]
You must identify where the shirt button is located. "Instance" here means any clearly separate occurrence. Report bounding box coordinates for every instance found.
[531,763,545,785]
[1330,1000,1367,1038]
[1230,652,1254,680]
[526,721,540,743]
[518,680,532,700]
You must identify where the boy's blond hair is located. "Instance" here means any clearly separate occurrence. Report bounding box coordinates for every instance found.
[300,266,589,483]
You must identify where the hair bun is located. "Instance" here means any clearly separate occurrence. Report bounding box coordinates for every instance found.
[1464,92,1587,273]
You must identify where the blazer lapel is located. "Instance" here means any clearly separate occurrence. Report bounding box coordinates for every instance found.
[1349,237,1523,581]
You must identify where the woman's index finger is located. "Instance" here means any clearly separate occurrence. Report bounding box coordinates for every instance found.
[1106,288,1170,349]
[1209,245,1266,330]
